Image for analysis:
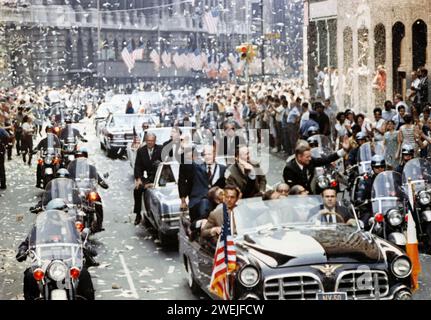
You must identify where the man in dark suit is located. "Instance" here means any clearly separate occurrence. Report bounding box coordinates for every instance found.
[179,143,226,222]
[133,133,162,225]
[283,136,350,193]
[308,188,355,224]
[220,121,245,159]
[161,126,183,163]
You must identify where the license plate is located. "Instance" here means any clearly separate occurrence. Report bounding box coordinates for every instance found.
[45,168,53,175]
[317,292,347,300]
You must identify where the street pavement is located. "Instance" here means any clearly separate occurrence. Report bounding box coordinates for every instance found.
[0,118,430,300]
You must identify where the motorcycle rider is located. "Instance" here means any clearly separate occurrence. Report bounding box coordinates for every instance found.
[68,147,109,232]
[15,209,95,300]
[33,125,62,188]
[354,154,387,226]
[59,116,88,143]
[347,132,368,166]
[395,144,414,174]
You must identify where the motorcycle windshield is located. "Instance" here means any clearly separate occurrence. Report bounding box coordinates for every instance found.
[65,125,76,143]
[68,159,98,189]
[372,171,403,214]
[42,178,82,208]
[29,210,82,265]
[402,158,431,192]
[357,142,385,174]
[46,133,56,154]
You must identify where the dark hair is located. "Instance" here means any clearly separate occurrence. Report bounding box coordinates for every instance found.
[397,105,405,112]
[224,185,241,198]
[384,100,393,108]
[302,102,309,109]
[355,113,365,122]
[403,114,413,124]
[386,119,395,125]
[262,190,276,201]
[321,187,337,196]
[373,107,382,115]
[289,185,306,195]
[336,112,345,121]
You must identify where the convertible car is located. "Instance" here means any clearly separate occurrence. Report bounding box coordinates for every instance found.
[179,195,413,300]
[99,113,158,158]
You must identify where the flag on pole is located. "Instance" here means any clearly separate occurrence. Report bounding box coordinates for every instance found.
[150,49,160,70]
[132,45,145,61]
[121,42,135,72]
[203,8,219,34]
[209,203,236,300]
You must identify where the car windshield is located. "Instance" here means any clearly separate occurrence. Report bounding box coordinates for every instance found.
[234,195,323,235]
[110,115,155,128]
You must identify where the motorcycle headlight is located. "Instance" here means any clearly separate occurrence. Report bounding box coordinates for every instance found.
[418,191,431,205]
[391,257,412,278]
[239,266,259,287]
[48,260,68,281]
[317,176,329,189]
[44,156,52,164]
[387,209,403,227]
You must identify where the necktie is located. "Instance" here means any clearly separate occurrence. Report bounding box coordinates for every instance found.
[207,164,212,181]
[149,148,153,159]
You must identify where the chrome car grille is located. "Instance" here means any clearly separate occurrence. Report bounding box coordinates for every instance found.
[335,270,389,299]
[264,274,323,300]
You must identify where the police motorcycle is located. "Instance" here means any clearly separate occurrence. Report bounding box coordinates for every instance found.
[16,209,95,300]
[402,158,431,251]
[59,122,86,168]
[370,171,407,246]
[67,158,104,233]
[308,135,341,194]
[37,133,62,188]
[350,141,385,201]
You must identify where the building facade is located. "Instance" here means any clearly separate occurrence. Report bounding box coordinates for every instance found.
[0,0,253,89]
[303,0,430,114]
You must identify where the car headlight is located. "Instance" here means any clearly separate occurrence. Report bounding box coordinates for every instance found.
[239,266,259,287]
[391,257,412,278]
[387,209,403,226]
[48,260,68,281]
[317,176,329,189]
[418,190,431,205]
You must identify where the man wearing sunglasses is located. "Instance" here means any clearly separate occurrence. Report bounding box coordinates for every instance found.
[354,154,386,226]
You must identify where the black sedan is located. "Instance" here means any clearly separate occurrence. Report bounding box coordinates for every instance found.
[179,195,413,300]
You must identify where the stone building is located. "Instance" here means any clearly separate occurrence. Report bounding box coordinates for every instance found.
[303,0,430,114]
[0,0,252,89]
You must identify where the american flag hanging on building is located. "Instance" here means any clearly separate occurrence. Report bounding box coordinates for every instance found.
[132,45,145,61]
[121,42,135,72]
[209,203,236,300]
[150,49,160,70]
[203,8,219,34]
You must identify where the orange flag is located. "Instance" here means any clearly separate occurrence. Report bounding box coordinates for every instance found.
[406,210,421,291]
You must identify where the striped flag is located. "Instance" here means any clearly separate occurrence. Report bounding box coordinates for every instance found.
[209,203,236,300]
[161,51,172,68]
[150,49,160,70]
[132,45,145,61]
[121,42,135,72]
[203,9,219,34]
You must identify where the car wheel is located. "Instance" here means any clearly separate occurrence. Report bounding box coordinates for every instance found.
[158,229,172,247]
[186,257,200,295]
[100,142,105,150]
[106,147,114,158]
[142,212,152,229]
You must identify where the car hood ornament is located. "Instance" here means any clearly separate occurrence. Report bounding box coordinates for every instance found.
[311,264,343,277]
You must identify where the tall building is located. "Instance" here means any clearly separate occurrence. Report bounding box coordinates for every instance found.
[0,0,252,88]
[303,0,430,114]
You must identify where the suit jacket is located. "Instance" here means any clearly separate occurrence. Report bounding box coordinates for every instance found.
[308,204,353,223]
[134,144,162,183]
[283,152,341,192]
[226,163,266,198]
[161,139,184,163]
[178,161,226,209]
[201,204,236,242]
